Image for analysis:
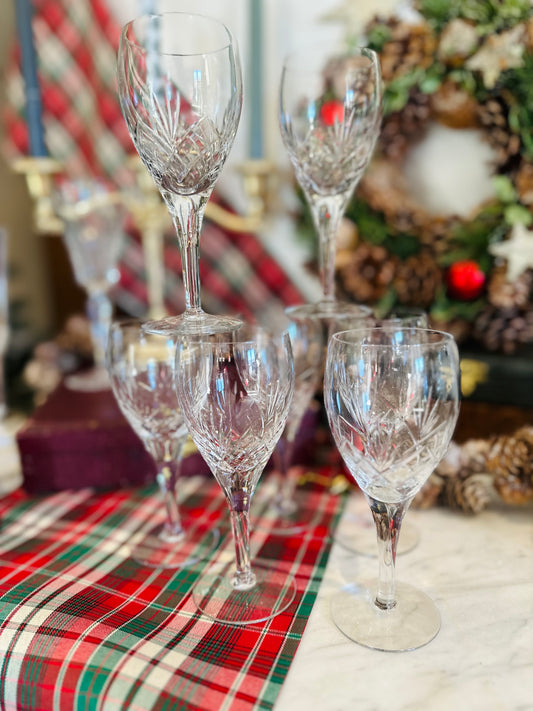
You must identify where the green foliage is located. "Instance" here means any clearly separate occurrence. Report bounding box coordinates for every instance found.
[345,200,420,259]
[418,0,531,34]
[504,204,533,226]
[365,23,392,53]
[440,204,506,271]
[372,287,398,318]
[344,200,388,243]
[500,54,533,160]
[430,286,486,321]
[493,175,517,203]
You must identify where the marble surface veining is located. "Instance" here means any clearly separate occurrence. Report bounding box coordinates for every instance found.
[274,491,533,711]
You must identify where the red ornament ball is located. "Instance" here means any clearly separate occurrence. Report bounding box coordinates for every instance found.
[319,100,344,126]
[446,260,486,300]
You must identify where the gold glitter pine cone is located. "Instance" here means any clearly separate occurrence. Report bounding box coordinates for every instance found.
[487,428,533,505]
[439,474,492,514]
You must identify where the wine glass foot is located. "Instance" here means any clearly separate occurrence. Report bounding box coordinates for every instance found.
[131,523,220,569]
[331,579,440,652]
[192,564,297,625]
[335,507,420,556]
[252,490,322,536]
[143,312,243,337]
[64,366,110,392]
[287,301,371,324]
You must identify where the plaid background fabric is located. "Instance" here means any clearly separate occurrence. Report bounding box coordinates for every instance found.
[0,475,344,710]
[3,0,304,325]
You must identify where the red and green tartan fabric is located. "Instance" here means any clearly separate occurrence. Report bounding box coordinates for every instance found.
[3,0,304,324]
[0,475,344,710]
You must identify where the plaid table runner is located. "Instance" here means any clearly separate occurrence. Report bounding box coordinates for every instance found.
[0,474,344,710]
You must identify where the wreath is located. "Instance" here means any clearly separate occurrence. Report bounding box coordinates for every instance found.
[303,0,533,354]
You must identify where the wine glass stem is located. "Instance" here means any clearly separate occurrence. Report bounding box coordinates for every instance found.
[367,497,409,610]
[312,195,346,301]
[274,436,298,512]
[157,457,185,540]
[162,191,209,313]
[86,291,112,369]
[229,495,256,590]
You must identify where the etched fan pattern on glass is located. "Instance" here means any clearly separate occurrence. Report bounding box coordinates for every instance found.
[334,353,458,503]
[122,65,225,195]
[178,343,291,496]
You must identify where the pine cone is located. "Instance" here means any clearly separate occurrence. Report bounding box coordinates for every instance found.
[381,89,432,161]
[477,98,521,169]
[487,432,533,479]
[487,430,533,505]
[473,305,533,354]
[418,215,458,257]
[377,19,437,82]
[515,425,533,447]
[336,243,398,303]
[461,439,491,473]
[412,474,443,509]
[439,474,492,514]
[430,80,478,129]
[515,162,533,206]
[394,251,442,307]
[487,266,533,310]
[357,161,426,233]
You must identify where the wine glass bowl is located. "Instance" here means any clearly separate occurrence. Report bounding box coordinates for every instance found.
[279,45,382,309]
[333,309,429,555]
[117,12,243,335]
[324,327,460,651]
[106,319,219,568]
[175,328,296,624]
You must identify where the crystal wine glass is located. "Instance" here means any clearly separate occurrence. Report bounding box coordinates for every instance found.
[279,45,382,322]
[117,12,243,336]
[258,309,323,534]
[324,327,460,651]
[175,328,296,624]
[334,310,430,556]
[55,178,125,391]
[106,319,219,568]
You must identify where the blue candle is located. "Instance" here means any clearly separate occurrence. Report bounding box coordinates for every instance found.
[14,0,47,157]
[249,0,263,159]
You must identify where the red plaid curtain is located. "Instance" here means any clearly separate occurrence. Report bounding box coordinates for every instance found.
[3,0,303,324]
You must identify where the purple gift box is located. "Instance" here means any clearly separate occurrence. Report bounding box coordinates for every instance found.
[16,381,210,494]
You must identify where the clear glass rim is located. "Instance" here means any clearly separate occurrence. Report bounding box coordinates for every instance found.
[121,12,233,57]
[282,44,379,71]
[330,327,456,349]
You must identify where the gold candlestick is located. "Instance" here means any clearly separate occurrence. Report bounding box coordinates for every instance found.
[15,154,275,321]
[13,156,63,234]
[123,158,169,320]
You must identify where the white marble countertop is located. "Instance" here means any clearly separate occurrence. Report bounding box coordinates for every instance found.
[275,491,533,711]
